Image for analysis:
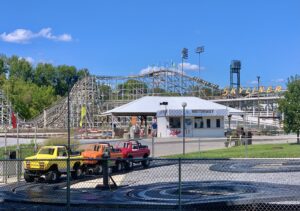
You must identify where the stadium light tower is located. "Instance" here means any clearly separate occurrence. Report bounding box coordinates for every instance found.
[181,48,188,95]
[195,46,204,78]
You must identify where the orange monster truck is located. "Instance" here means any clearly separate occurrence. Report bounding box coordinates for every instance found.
[81,142,123,174]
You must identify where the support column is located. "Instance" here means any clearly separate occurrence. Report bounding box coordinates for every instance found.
[43,110,47,128]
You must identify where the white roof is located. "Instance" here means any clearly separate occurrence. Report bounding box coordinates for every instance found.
[103,96,244,116]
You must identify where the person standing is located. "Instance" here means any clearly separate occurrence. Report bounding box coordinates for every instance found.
[151,120,157,137]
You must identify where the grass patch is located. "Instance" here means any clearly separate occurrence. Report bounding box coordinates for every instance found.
[0,143,37,159]
[43,137,79,146]
[0,138,81,159]
[166,144,300,158]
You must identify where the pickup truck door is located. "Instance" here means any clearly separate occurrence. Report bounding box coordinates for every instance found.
[131,143,143,158]
[57,147,68,172]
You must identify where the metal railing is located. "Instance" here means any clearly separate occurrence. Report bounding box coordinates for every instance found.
[1,157,300,210]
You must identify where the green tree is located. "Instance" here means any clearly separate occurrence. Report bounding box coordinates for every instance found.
[0,54,8,75]
[34,63,57,87]
[8,55,33,81]
[117,79,148,99]
[56,65,77,96]
[278,75,300,143]
[2,78,57,119]
[99,84,112,101]
[77,68,89,80]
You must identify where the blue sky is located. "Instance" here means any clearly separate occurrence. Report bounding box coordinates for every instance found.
[1,0,299,88]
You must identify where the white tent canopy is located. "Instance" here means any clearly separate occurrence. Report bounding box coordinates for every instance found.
[102,96,244,116]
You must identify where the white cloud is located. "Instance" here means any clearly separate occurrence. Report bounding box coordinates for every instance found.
[37,59,54,64]
[140,66,164,75]
[139,62,202,75]
[0,28,73,43]
[18,56,35,64]
[272,78,285,83]
[178,62,200,71]
[139,65,184,75]
[37,27,72,42]
[24,57,34,64]
[250,80,258,84]
[0,29,34,43]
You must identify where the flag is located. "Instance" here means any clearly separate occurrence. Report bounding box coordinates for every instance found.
[79,106,86,127]
[12,112,17,128]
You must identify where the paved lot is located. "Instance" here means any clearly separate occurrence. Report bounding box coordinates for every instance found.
[1,159,300,210]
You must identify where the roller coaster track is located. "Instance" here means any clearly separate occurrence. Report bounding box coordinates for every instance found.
[1,69,283,129]
[25,69,220,128]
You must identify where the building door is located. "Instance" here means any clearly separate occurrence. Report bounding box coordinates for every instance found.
[185,118,193,137]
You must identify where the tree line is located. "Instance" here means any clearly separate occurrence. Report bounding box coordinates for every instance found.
[0,54,89,119]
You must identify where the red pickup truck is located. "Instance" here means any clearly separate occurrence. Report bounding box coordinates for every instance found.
[116,140,151,169]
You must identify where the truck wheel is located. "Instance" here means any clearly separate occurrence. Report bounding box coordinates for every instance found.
[71,167,83,180]
[94,164,103,175]
[125,158,133,170]
[115,161,123,172]
[24,172,34,182]
[142,156,150,168]
[46,170,59,183]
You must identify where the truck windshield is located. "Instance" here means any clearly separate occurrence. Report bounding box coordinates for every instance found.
[38,148,55,155]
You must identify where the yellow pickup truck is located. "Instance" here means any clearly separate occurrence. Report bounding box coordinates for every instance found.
[24,145,84,183]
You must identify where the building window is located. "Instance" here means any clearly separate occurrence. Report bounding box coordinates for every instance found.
[216,119,221,128]
[194,117,204,128]
[169,117,181,128]
[206,119,211,128]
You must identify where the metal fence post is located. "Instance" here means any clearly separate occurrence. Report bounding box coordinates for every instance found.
[152,136,155,158]
[245,137,248,158]
[198,138,200,155]
[103,158,109,188]
[34,125,37,153]
[66,159,70,210]
[4,128,7,183]
[178,158,182,211]
[17,120,21,182]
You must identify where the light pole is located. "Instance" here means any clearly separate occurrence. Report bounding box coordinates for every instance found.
[181,48,188,95]
[66,75,78,210]
[66,80,71,210]
[195,46,204,78]
[257,76,260,131]
[182,102,187,155]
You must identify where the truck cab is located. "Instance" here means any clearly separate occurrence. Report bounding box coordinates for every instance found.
[81,142,123,174]
[116,140,150,169]
[24,145,84,183]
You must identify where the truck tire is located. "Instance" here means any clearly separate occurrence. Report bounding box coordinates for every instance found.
[71,166,83,180]
[115,161,123,172]
[94,164,103,175]
[142,155,150,168]
[24,172,34,182]
[45,170,59,183]
[125,157,133,170]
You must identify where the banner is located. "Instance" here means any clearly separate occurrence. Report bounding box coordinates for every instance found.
[11,112,17,128]
[222,86,282,96]
[79,106,86,127]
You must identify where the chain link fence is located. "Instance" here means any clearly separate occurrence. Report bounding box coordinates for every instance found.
[1,158,300,210]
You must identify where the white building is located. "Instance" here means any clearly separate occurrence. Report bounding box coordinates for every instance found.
[103,96,244,138]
